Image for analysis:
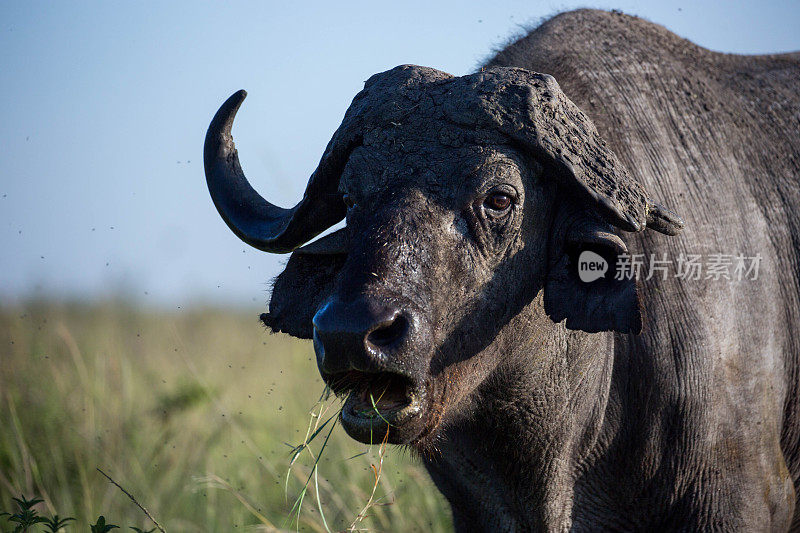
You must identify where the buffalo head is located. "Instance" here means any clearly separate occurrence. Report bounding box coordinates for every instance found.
[204,65,682,447]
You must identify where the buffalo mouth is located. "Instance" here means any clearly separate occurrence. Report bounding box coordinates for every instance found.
[325,370,426,444]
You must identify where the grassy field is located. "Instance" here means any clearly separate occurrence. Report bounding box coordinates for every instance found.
[0,301,452,532]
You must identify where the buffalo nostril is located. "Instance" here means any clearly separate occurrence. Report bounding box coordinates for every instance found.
[367,314,409,348]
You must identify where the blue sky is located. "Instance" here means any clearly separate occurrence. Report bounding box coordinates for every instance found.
[1,0,799,309]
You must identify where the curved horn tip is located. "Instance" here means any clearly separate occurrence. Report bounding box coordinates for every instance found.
[204,90,249,168]
[646,202,685,236]
[215,90,248,133]
[228,89,248,104]
[230,89,247,105]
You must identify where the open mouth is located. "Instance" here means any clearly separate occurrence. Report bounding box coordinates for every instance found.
[325,370,425,443]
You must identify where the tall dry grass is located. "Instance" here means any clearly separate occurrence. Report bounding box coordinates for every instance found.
[0,300,451,531]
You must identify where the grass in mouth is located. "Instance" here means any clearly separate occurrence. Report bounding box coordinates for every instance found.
[352,385,395,427]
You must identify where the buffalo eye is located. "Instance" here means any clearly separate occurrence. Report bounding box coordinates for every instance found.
[343,194,356,210]
[483,192,513,213]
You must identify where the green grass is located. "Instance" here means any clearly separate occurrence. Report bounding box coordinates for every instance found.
[0,300,452,532]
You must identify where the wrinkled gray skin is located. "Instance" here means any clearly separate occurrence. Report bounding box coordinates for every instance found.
[205,10,800,531]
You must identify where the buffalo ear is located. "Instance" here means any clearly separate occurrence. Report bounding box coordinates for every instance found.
[543,216,642,334]
[261,229,347,339]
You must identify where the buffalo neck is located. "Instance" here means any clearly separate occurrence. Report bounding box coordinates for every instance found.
[422,301,616,531]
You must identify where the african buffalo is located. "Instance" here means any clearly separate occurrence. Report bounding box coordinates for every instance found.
[204,9,800,531]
